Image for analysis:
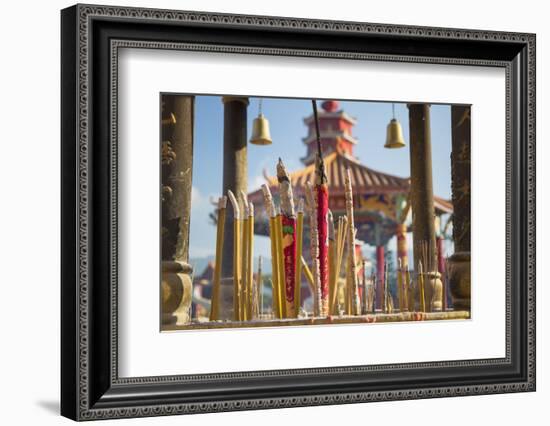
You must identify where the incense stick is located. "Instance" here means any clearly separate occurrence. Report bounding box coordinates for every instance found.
[361,260,368,315]
[257,256,263,319]
[344,168,360,315]
[328,210,336,316]
[418,260,426,312]
[261,184,282,319]
[331,216,348,314]
[239,191,249,321]
[209,195,227,321]
[397,258,404,313]
[301,256,315,293]
[275,207,286,318]
[277,159,297,318]
[312,100,329,318]
[305,181,321,317]
[294,198,304,316]
[227,190,241,321]
[247,202,255,320]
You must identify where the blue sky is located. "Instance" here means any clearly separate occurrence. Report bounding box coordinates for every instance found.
[187,96,452,264]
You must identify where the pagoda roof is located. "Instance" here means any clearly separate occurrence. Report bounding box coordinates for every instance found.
[264,151,410,195]
[251,150,452,216]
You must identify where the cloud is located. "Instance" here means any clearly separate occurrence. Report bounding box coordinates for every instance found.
[188,186,217,258]
[250,174,268,191]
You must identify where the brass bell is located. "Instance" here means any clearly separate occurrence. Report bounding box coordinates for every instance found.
[384,118,406,149]
[250,113,273,145]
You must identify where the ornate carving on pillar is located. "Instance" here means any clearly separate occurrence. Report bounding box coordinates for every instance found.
[161,95,195,326]
[161,261,193,325]
[448,105,471,310]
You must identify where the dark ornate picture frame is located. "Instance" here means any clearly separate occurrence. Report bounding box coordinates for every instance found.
[61,4,536,421]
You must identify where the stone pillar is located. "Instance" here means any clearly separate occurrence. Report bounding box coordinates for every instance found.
[219,96,249,319]
[448,105,471,310]
[161,95,195,326]
[408,104,442,312]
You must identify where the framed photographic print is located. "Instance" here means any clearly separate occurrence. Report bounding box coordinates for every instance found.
[61,4,536,421]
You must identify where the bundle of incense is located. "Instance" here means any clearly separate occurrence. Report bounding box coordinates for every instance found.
[275,206,287,318]
[344,168,360,315]
[277,159,297,318]
[331,216,348,314]
[312,100,330,317]
[239,191,249,321]
[305,181,321,316]
[261,184,283,318]
[209,195,227,321]
[294,199,305,315]
[405,267,413,311]
[227,190,242,321]
[328,210,337,314]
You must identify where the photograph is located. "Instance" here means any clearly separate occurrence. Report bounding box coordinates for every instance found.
[160,95,471,331]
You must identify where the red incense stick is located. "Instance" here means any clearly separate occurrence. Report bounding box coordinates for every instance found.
[312,100,329,316]
[276,158,297,318]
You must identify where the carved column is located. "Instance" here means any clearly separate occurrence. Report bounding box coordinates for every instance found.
[448,105,471,310]
[408,104,442,312]
[219,96,249,319]
[161,95,195,326]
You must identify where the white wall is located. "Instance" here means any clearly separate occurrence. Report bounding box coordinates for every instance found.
[0,0,546,424]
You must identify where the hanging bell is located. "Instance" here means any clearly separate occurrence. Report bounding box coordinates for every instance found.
[249,113,272,145]
[384,118,406,149]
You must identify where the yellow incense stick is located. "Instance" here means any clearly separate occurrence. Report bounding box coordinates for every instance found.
[294,199,304,316]
[405,267,412,312]
[227,191,241,321]
[328,210,336,316]
[261,184,282,319]
[209,196,227,321]
[241,215,249,321]
[344,169,360,315]
[418,260,426,312]
[397,258,403,312]
[247,204,255,321]
[268,215,281,318]
[345,257,351,315]
[331,217,348,314]
[301,256,315,293]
